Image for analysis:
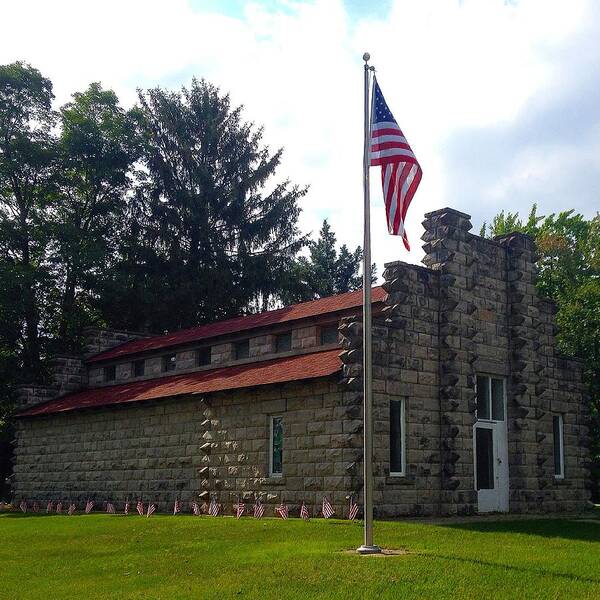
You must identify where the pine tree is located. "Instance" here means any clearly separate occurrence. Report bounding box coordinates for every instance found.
[280,219,374,303]
[101,79,307,331]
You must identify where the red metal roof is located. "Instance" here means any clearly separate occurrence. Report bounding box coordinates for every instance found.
[19,349,342,417]
[88,286,385,363]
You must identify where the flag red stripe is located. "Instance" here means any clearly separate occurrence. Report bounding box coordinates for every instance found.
[371,141,413,153]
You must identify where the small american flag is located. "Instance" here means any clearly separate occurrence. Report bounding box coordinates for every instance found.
[348,496,359,521]
[68,503,76,516]
[146,504,156,518]
[275,503,289,520]
[253,498,264,519]
[208,498,220,517]
[56,502,63,514]
[300,502,310,521]
[46,501,53,513]
[136,500,144,516]
[19,500,27,513]
[32,502,39,513]
[191,502,201,516]
[124,501,130,515]
[370,77,422,251]
[322,497,335,519]
[173,498,181,515]
[85,500,94,514]
[106,502,116,514]
[235,502,245,519]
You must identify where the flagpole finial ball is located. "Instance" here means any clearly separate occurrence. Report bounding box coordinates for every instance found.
[363,52,370,62]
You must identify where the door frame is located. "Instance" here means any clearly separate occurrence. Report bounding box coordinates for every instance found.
[473,376,509,513]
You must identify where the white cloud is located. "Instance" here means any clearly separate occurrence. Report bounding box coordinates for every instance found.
[0,0,596,271]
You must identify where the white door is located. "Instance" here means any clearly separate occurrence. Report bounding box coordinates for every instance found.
[474,376,509,513]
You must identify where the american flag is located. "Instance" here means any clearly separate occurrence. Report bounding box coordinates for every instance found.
[235,502,245,519]
[370,77,422,251]
[300,502,310,521]
[68,503,76,516]
[56,502,63,514]
[275,503,289,520]
[124,501,130,515]
[253,498,264,519]
[173,498,181,515]
[146,504,156,518]
[348,496,359,521]
[191,501,201,516]
[136,500,144,516]
[32,502,39,513]
[322,497,335,519]
[19,500,27,513]
[46,501,53,513]
[106,502,116,514]
[208,497,220,517]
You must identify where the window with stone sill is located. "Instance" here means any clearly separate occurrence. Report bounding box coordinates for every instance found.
[553,414,565,479]
[133,359,145,377]
[234,339,249,360]
[104,365,116,382]
[320,325,339,346]
[163,353,176,372]
[275,332,292,353]
[196,347,212,367]
[269,416,283,477]
[389,398,405,476]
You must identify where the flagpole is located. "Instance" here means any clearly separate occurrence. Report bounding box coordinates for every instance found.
[357,52,381,555]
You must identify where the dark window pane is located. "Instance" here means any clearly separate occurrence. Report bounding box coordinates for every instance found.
[390,400,403,473]
[271,416,283,475]
[163,353,176,372]
[320,326,338,345]
[275,333,292,353]
[553,415,563,476]
[234,340,249,360]
[476,376,490,420]
[133,359,145,377]
[104,365,116,382]
[491,378,505,421]
[197,347,211,366]
[476,427,494,490]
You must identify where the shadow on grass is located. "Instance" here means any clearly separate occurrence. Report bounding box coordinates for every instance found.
[426,552,600,585]
[439,518,600,543]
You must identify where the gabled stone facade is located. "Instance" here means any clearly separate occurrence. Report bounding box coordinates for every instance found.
[11,208,590,517]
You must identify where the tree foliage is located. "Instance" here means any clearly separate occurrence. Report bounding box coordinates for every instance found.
[0,62,56,379]
[280,219,373,304]
[98,79,307,332]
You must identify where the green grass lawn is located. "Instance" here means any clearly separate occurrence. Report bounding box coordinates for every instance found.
[1,512,600,599]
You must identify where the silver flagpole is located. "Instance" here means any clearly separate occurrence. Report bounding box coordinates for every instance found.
[357,52,381,555]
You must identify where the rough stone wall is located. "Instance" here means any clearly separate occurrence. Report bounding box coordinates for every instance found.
[339,261,442,517]
[338,207,588,515]
[13,378,361,517]
[11,207,589,516]
[82,327,149,358]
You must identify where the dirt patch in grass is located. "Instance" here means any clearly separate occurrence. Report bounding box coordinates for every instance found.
[343,548,409,557]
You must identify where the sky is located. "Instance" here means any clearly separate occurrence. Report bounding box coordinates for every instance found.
[1,0,599,270]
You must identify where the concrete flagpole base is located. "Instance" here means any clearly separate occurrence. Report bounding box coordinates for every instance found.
[357,544,382,555]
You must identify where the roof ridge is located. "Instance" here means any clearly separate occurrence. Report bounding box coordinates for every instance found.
[87,286,384,364]
[19,348,342,417]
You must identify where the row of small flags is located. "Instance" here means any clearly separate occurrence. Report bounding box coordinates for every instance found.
[17,496,359,520]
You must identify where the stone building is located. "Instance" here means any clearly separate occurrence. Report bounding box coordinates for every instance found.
[12,208,590,516]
